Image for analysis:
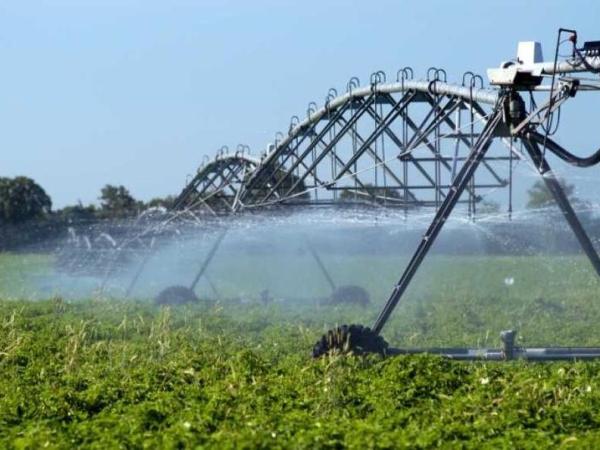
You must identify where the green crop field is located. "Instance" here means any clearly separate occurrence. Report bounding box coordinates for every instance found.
[2,252,600,448]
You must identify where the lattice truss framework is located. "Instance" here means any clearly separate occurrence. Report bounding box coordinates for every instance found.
[173,152,260,214]
[95,34,600,360]
[174,72,518,215]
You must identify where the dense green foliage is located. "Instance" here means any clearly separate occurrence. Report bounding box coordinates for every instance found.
[3,299,600,449]
[2,253,600,448]
[98,184,140,219]
[526,178,577,210]
[0,177,52,224]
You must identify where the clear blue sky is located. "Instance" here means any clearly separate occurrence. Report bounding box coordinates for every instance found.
[1,0,599,208]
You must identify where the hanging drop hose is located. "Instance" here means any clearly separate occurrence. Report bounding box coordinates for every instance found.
[527,131,600,167]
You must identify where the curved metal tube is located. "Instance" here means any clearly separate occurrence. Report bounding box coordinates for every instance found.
[528,131,600,167]
[183,78,502,211]
[256,80,499,172]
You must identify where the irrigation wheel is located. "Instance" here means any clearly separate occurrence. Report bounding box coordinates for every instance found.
[154,285,199,306]
[312,324,389,357]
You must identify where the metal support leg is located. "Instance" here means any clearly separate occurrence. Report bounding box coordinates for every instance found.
[523,138,600,277]
[99,248,123,294]
[372,107,503,334]
[305,239,336,291]
[124,249,153,297]
[204,274,221,298]
[189,229,227,291]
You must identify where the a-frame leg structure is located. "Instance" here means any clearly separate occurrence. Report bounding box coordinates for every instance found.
[315,89,600,359]
[522,138,600,277]
[188,229,228,292]
[372,105,504,334]
[371,110,600,337]
[123,229,227,298]
[304,238,337,291]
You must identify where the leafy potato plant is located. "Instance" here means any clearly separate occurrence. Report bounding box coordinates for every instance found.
[2,295,600,449]
[2,253,600,447]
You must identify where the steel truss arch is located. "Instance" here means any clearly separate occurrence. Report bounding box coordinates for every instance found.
[176,78,514,214]
[173,153,260,214]
[97,30,600,360]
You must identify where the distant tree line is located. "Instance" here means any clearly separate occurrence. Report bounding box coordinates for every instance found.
[0,176,175,250]
[0,176,174,226]
[0,175,598,253]
[0,175,584,226]
[0,175,592,225]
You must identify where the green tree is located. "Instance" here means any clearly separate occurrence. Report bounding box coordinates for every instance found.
[145,195,176,210]
[99,184,138,218]
[56,201,98,222]
[0,176,52,224]
[526,178,575,209]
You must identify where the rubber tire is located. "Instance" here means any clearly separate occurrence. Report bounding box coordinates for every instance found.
[155,285,199,306]
[312,324,388,358]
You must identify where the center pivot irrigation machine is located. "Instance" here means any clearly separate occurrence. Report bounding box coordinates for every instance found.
[92,29,600,360]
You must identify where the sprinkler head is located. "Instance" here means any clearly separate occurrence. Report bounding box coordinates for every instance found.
[500,329,517,360]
